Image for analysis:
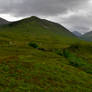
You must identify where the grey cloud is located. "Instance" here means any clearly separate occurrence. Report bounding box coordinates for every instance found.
[0,0,87,16]
[60,12,92,33]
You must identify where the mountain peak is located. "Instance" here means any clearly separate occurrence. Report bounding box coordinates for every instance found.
[29,16,41,21]
[30,16,40,19]
[19,16,41,23]
[24,16,41,21]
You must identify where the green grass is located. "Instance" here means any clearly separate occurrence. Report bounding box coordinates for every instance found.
[0,16,91,92]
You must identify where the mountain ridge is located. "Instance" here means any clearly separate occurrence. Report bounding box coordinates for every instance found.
[7,16,77,38]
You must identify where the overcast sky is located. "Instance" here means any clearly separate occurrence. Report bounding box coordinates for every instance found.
[0,0,92,33]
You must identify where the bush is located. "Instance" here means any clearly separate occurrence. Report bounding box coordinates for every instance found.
[54,49,63,56]
[63,49,70,58]
[63,49,86,67]
[70,44,80,49]
[69,56,85,67]
[29,42,39,48]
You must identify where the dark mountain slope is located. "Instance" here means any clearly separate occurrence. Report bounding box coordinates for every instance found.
[73,31,82,37]
[81,31,92,41]
[0,17,9,25]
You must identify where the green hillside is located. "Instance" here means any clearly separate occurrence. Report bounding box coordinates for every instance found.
[0,16,91,92]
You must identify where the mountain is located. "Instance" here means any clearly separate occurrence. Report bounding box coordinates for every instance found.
[8,16,76,38]
[0,16,91,92]
[0,17,9,25]
[73,31,82,37]
[81,31,92,41]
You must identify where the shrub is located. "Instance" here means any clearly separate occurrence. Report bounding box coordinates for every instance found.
[29,42,39,48]
[69,56,85,67]
[70,44,80,49]
[63,49,70,58]
[63,49,85,67]
[54,49,63,56]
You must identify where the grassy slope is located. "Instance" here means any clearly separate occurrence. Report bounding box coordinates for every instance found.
[0,16,91,92]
